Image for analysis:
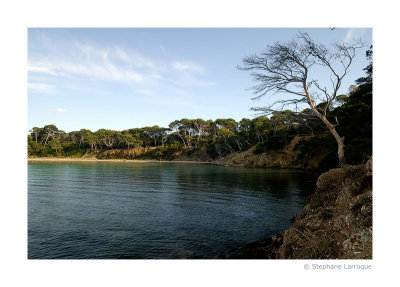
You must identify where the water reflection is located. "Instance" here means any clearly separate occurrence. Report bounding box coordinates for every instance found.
[28,161,317,259]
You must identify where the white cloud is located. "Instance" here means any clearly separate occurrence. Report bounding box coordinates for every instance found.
[159,45,166,53]
[48,108,68,113]
[28,65,58,75]
[28,82,54,93]
[114,46,130,61]
[28,43,150,84]
[151,74,163,79]
[169,60,212,87]
[343,28,367,43]
[114,46,157,69]
[137,89,155,96]
[172,61,205,73]
[343,29,354,43]
[29,57,144,84]
[28,37,213,92]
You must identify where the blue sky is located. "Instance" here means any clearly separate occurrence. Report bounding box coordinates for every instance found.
[28,28,372,132]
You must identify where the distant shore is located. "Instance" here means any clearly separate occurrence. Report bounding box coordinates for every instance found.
[27,157,211,164]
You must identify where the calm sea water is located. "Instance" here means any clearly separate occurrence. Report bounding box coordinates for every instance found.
[28,161,317,259]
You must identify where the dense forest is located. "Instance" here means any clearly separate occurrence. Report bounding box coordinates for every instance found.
[28,50,372,171]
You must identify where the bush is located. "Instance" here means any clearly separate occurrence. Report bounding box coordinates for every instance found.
[345,138,372,165]
[144,143,184,160]
[317,150,338,171]
[253,142,266,154]
[61,142,86,158]
[254,134,290,154]
[28,140,43,157]
[294,135,337,170]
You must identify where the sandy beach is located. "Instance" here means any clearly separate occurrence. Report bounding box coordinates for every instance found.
[28,157,211,164]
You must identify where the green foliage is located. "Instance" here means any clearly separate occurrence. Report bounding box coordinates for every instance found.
[294,135,335,153]
[294,135,337,171]
[48,138,62,156]
[28,136,43,156]
[254,132,290,154]
[345,138,372,165]
[62,142,86,158]
[355,46,372,85]
[336,94,349,106]
[253,143,266,154]
[318,150,338,172]
[148,143,183,160]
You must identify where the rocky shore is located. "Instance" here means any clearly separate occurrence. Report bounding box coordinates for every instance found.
[223,159,373,259]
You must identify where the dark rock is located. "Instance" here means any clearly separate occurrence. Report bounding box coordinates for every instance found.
[224,233,284,259]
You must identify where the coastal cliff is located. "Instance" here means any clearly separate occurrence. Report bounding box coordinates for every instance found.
[224,159,373,259]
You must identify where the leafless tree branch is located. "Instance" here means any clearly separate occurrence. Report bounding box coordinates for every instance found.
[238,32,364,166]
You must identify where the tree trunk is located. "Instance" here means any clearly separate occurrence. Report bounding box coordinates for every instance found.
[104,139,114,150]
[305,121,315,137]
[43,133,50,145]
[321,116,346,166]
[177,133,187,147]
[304,84,346,167]
[235,138,242,151]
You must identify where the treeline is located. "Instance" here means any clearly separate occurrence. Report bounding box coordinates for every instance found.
[28,55,372,170]
[28,81,371,168]
[28,113,320,159]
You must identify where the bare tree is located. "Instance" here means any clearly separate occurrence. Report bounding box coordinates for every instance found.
[238,32,363,166]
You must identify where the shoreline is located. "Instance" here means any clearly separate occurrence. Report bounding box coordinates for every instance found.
[27,157,318,171]
[27,157,211,164]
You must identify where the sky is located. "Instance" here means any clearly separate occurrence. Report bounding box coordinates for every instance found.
[28,28,372,132]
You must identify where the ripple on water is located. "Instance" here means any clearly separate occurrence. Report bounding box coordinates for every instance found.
[28,161,317,259]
